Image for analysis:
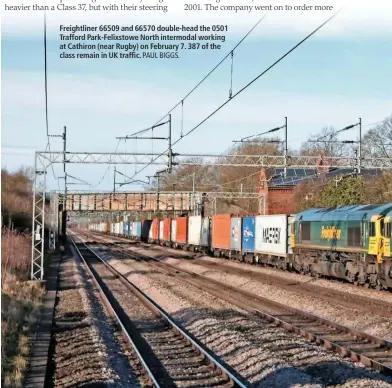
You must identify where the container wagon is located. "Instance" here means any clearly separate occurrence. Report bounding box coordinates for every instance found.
[188,216,211,252]
[211,214,232,257]
[174,216,188,249]
[141,220,152,242]
[162,218,172,247]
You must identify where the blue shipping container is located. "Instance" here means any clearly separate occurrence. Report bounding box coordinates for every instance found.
[135,221,142,237]
[123,222,128,236]
[242,216,255,252]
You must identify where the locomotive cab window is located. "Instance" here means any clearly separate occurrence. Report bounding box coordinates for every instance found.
[386,222,391,238]
[369,222,376,237]
[300,221,311,241]
[348,226,361,247]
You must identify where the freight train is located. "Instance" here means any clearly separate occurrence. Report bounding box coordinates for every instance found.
[86,203,392,290]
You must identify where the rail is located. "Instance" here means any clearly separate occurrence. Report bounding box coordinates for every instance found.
[91,235,392,377]
[70,232,248,388]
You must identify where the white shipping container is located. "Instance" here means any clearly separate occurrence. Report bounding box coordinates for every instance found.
[149,224,153,239]
[159,220,164,240]
[120,221,124,236]
[255,215,289,256]
[115,222,121,235]
[132,222,137,237]
[171,219,177,242]
[188,216,202,245]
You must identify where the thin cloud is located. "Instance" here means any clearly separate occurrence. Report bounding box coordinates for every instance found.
[3,70,391,128]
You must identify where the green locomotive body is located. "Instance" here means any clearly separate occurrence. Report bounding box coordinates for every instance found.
[292,203,392,288]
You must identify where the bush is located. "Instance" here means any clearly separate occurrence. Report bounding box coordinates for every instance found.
[1,228,31,285]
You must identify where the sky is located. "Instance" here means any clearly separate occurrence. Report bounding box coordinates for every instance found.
[1,0,392,192]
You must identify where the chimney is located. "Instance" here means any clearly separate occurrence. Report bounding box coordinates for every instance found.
[317,155,330,174]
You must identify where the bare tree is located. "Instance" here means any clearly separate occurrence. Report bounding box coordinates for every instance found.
[299,126,353,157]
[362,114,392,158]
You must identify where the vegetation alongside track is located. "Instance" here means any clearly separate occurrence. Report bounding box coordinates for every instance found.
[1,169,45,388]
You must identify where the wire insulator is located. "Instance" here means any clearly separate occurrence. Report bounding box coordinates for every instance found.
[181,100,184,137]
[229,51,234,99]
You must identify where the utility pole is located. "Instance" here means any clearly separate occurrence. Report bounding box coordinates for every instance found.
[358,117,362,174]
[284,116,288,178]
[113,166,116,193]
[61,126,67,240]
[168,113,173,172]
[192,172,196,215]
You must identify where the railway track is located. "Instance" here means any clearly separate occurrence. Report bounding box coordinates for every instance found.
[85,230,392,319]
[80,234,392,378]
[69,234,247,388]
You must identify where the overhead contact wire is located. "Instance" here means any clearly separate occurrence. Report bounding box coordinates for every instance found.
[151,13,269,127]
[127,10,340,182]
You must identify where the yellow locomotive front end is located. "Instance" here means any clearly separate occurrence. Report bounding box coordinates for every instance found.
[383,213,391,259]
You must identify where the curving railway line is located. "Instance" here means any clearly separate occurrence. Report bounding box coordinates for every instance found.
[70,232,247,388]
[76,230,392,378]
[85,229,392,321]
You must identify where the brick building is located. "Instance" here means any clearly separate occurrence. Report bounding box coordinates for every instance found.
[258,162,381,215]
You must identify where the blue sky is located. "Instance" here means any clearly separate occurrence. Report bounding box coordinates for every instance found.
[2,2,392,191]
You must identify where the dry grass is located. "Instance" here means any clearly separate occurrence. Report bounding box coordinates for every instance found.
[1,229,45,388]
[1,167,33,230]
[1,228,31,285]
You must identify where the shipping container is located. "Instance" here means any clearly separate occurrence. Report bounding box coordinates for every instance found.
[255,215,289,256]
[171,219,177,242]
[142,220,152,241]
[163,218,171,241]
[134,221,142,238]
[230,217,242,251]
[159,220,164,240]
[188,216,202,246]
[212,214,232,250]
[81,195,89,211]
[176,217,188,244]
[151,219,160,240]
[123,221,128,236]
[242,216,256,252]
[200,217,211,247]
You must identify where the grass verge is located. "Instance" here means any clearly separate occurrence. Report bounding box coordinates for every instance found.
[1,228,45,388]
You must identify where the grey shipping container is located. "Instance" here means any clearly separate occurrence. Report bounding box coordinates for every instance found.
[200,217,211,247]
[230,217,242,251]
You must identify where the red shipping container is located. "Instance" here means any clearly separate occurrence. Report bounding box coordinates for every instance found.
[151,219,160,240]
[176,217,188,244]
[163,218,171,241]
[212,214,232,249]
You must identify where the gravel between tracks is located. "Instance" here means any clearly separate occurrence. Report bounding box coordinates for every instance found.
[163,256,392,341]
[51,249,140,388]
[122,243,392,341]
[92,244,392,388]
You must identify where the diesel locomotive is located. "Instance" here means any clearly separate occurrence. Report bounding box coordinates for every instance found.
[86,203,392,290]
